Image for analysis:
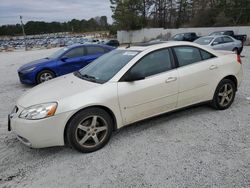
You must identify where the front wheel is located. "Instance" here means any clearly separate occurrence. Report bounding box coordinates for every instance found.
[66,108,113,153]
[211,79,236,110]
[36,70,55,84]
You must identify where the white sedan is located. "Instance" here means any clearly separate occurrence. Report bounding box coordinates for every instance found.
[9,41,243,153]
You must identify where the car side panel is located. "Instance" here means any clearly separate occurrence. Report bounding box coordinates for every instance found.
[56,82,124,129]
[216,54,243,88]
[117,70,179,124]
[177,58,221,108]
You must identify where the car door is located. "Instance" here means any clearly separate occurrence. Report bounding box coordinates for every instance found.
[211,37,225,50]
[222,36,235,50]
[172,46,219,108]
[117,48,179,124]
[58,46,85,75]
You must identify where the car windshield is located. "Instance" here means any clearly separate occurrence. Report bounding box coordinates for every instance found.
[195,37,214,45]
[75,49,140,84]
[172,34,184,40]
[48,47,68,59]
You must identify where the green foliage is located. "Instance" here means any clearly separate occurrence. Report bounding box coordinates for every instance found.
[1,0,250,35]
[0,16,109,36]
[111,0,250,30]
[110,0,149,30]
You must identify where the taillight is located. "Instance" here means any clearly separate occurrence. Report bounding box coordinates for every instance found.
[237,54,242,64]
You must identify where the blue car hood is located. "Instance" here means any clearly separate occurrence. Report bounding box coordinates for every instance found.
[18,58,53,71]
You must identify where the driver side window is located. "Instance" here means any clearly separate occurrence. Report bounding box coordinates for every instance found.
[130,48,172,78]
[63,47,84,58]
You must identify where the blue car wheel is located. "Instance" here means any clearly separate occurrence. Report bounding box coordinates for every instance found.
[36,70,55,84]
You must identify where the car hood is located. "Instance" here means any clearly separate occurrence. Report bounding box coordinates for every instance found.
[17,73,99,108]
[18,58,52,71]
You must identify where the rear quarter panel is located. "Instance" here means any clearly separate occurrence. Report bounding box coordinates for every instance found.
[216,53,242,88]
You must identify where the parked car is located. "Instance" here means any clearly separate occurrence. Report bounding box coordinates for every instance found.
[209,30,247,44]
[84,39,100,44]
[9,41,243,153]
[104,39,120,47]
[171,32,199,42]
[194,35,243,54]
[17,44,114,85]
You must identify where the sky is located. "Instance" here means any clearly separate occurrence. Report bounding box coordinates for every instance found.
[0,0,113,25]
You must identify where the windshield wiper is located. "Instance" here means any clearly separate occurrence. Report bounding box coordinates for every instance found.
[81,74,97,80]
[74,71,98,82]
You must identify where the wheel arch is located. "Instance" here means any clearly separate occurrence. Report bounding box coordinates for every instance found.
[221,75,238,90]
[63,105,117,146]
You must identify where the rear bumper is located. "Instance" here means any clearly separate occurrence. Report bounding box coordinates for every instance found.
[236,65,243,88]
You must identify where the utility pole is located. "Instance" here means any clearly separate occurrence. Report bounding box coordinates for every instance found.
[20,16,27,51]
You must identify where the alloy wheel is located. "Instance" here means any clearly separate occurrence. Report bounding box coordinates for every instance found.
[217,83,234,107]
[75,115,108,148]
[39,72,53,82]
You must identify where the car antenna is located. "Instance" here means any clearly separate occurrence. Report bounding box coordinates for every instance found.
[126,43,130,48]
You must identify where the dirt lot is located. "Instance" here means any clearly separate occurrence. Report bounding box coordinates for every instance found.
[0,47,250,188]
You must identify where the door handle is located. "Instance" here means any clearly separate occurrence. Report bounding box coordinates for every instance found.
[209,65,218,70]
[165,77,177,83]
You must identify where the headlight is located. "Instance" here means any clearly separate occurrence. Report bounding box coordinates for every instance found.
[22,67,36,73]
[19,102,57,120]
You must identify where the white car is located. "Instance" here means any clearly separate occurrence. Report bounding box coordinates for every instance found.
[194,35,243,54]
[9,41,243,153]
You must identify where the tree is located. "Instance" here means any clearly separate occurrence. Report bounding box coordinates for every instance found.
[110,0,148,30]
[0,16,110,36]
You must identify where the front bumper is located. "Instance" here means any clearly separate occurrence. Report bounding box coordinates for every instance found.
[18,71,36,85]
[9,105,72,148]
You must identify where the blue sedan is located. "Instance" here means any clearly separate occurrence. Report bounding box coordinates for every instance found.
[18,44,114,84]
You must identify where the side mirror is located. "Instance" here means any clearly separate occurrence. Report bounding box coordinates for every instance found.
[123,71,145,82]
[212,41,219,46]
[61,57,68,62]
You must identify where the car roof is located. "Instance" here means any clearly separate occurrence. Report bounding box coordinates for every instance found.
[68,43,114,49]
[118,41,205,51]
[205,35,233,38]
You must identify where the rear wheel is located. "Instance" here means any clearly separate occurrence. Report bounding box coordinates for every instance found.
[36,70,55,84]
[66,108,113,153]
[211,79,236,110]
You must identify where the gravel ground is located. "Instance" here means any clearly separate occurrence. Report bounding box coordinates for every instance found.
[0,47,250,188]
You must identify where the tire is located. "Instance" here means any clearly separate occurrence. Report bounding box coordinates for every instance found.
[211,79,236,110]
[36,70,55,84]
[66,108,113,153]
